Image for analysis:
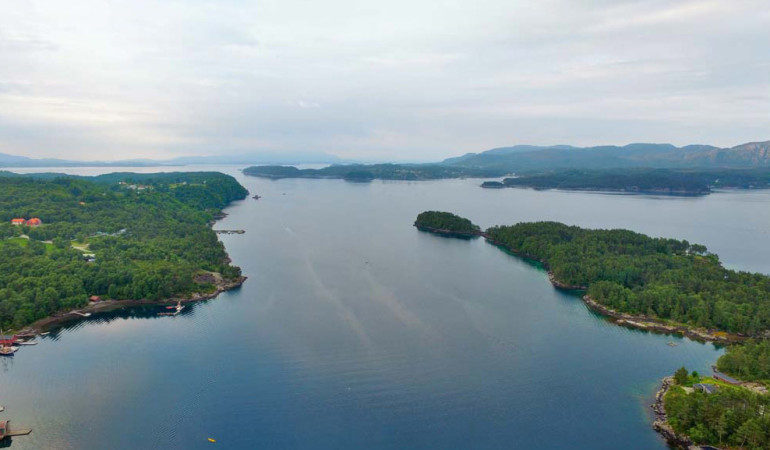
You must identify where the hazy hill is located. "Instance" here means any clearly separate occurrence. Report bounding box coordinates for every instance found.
[442,141,769,171]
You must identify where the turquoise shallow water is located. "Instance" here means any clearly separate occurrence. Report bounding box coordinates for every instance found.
[3,167,769,449]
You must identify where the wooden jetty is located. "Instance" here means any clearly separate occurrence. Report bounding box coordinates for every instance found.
[214,229,245,235]
[0,420,32,439]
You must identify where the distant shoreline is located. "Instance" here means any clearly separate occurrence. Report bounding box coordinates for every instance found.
[481,183,711,196]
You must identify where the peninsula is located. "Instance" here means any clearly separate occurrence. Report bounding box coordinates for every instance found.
[0,172,249,332]
[415,211,770,448]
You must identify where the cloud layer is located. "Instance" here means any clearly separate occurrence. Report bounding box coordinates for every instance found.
[1,0,768,161]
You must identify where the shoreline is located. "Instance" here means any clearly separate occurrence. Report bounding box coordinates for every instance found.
[12,207,247,336]
[651,377,694,449]
[20,276,246,334]
[486,184,711,196]
[413,224,481,239]
[480,234,743,344]
[581,295,742,344]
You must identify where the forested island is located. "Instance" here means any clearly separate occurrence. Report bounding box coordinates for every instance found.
[415,211,770,449]
[0,172,249,330]
[414,211,481,237]
[481,168,770,195]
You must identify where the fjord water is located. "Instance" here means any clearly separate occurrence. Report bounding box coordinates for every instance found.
[4,168,770,449]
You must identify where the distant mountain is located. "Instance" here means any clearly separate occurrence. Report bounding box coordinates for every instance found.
[441,141,769,171]
[0,151,341,168]
[0,152,160,167]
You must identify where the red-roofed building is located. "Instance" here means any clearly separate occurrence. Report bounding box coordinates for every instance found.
[26,218,42,226]
[11,218,26,225]
[89,296,102,302]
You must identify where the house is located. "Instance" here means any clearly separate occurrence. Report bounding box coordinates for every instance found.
[10,218,26,225]
[693,383,718,394]
[26,218,42,226]
[89,296,102,302]
[713,370,740,385]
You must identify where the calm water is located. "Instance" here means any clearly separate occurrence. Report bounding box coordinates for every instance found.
[3,166,770,449]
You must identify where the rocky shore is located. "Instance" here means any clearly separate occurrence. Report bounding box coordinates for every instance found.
[582,295,743,344]
[414,225,482,239]
[20,275,246,334]
[651,377,696,449]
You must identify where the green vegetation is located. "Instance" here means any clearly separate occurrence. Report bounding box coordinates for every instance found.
[414,210,770,447]
[414,211,481,236]
[717,339,770,383]
[243,164,504,180]
[484,221,770,336]
[674,366,690,385]
[664,368,770,448]
[489,168,770,195]
[0,172,248,330]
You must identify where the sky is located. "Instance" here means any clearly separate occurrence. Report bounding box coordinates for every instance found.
[0,0,768,162]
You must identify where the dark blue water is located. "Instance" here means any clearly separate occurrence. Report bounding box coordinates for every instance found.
[3,167,769,449]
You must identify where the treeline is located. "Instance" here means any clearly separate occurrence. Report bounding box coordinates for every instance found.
[485,221,770,335]
[414,211,481,235]
[243,164,504,180]
[665,380,770,448]
[489,168,770,195]
[0,173,248,330]
[717,339,770,382]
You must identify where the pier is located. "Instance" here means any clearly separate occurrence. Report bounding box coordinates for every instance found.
[0,420,32,439]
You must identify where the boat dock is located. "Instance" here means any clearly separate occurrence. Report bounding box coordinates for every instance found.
[0,420,32,439]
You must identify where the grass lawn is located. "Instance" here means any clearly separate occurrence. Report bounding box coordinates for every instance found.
[5,237,55,252]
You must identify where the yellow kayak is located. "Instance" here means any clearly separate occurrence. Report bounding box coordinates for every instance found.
[208,438,216,443]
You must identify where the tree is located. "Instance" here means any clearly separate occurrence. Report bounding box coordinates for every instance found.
[674,366,689,385]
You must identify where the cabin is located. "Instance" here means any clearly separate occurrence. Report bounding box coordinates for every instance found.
[693,383,718,394]
[89,296,102,302]
[0,336,17,346]
[10,218,25,225]
[26,218,42,227]
[713,370,740,385]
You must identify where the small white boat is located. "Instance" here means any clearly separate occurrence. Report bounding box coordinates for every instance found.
[39,332,50,336]
[17,341,37,346]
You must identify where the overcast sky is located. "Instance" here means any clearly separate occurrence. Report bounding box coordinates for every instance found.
[0,0,768,161]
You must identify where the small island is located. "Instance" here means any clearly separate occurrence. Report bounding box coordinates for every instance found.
[415,211,770,448]
[414,211,481,238]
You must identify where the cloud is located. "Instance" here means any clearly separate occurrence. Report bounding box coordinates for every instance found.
[0,0,768,161]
